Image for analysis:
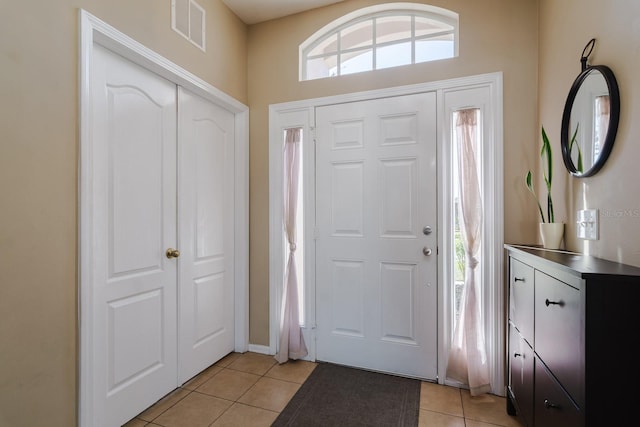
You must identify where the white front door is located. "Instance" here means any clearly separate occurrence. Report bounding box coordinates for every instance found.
[90,45,178,426]
[177,87,235,383]
[315,92,438,379]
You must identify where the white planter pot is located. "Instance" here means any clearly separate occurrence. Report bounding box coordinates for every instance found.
[539,222,564,249]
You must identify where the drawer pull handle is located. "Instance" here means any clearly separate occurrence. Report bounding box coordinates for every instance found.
[544,399,560,410]
[514,277,525,282]
[513,352,522,358]
[545,298,563,307]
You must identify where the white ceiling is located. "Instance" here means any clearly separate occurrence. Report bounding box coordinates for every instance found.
[221,0,346,25]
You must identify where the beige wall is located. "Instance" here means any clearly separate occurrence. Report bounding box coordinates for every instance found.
[538,0,640,266]
[14,0,638,424]
[247,0,540,346]
[0,1,246,425]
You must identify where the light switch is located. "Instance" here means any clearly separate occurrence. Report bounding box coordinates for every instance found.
[577,209,598,240]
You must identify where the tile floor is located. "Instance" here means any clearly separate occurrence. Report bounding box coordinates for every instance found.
[123,352,525,427]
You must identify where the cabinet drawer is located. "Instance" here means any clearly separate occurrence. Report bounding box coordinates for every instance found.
[508,323,534,427]
[535,358,582,427]
[535,271,582,407]
[510,258,534,345]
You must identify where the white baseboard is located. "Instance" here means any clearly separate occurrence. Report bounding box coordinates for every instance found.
[247,344,271,355]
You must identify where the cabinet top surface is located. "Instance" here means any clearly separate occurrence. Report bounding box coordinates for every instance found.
[505,244,640,279]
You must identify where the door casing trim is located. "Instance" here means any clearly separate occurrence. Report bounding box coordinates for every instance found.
[78,9,249,426]
[268,72,504,393]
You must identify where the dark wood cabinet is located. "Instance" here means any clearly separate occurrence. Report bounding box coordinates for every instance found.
[508,323,534,426]
[505,245,640,426]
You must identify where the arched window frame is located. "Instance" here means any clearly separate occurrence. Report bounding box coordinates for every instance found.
[299,2,459,81]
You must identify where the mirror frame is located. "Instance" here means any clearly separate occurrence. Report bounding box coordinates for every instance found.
[560,64,620,177]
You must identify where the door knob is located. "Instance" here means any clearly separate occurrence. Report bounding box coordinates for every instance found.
[166,248,180,259]
[423,247,432,256]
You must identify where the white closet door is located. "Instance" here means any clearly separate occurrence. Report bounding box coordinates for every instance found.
[315,92,438,380]
[90,45,178,427]
[177,87,235,383]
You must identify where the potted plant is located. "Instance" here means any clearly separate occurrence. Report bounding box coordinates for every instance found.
[526,126,564,249]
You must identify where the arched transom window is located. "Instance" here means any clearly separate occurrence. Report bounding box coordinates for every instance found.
[300,3,458,81]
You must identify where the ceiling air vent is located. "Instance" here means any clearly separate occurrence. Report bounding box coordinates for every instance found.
[172,0,206,51]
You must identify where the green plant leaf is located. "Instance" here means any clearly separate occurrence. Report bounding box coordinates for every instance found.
[526,170,546,222]
[541,126,553,189]
[540,126,554,222]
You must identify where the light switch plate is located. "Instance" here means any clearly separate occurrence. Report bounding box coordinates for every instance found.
[577,209,598,240]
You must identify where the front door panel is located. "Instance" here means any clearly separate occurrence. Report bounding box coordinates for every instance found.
[315,93,438,379]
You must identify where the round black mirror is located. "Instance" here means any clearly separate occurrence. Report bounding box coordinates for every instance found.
[561,65,620,177]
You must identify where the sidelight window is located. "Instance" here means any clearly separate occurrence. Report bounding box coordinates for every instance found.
[283,128,305,324]
[451,108,483,323]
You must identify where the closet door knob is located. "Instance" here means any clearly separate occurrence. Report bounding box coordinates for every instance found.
[166,248,180,259]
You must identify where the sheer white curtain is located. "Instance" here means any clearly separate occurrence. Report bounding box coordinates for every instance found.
[446,109,490,396]
[275,128,308,364]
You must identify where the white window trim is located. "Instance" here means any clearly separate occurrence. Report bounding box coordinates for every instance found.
[299,2,459,81]
[269,72,504,395]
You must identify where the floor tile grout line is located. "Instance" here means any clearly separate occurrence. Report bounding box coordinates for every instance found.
[189,388,237,404]
[418,408,465,419]
[225,400,282,414]
[137,388,194,424]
